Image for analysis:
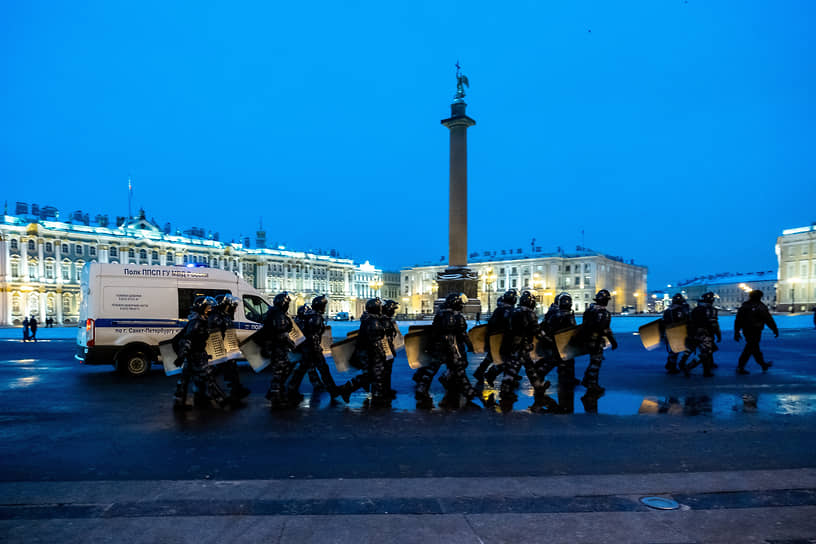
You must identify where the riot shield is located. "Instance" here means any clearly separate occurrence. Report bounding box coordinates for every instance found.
[330,336,357,373]
[393,327,405,352]
[408,324,433,334]
[206,330,243,366]
[321,326,333,355]
[404,330,433,369]
[488,333,505,365]
[346,329,359,338]
[665,322,689,354]
[638,319,663,351]
[159,336,183,376]
[289,322,306,347]
[554,326,585,360]
[239,331,271,373]
[468,324,488,354]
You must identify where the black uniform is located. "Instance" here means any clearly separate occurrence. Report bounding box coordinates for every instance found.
[418,303,477,403]
[579,301,617,392]
[500,303,549,402]
[686,296,721,377]
[661,301,692,374]
[735,296,778,373]
[339,306,389,404]
[173,305,228,409]
[261,305,295,406]
[288,306,338,398]
[382,311,399,398]
[538,303,578,386]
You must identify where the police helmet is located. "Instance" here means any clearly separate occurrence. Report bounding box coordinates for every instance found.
[749,290,763,301]
[192,295,216,316]
[519,290,536,310]
[446,292,468,311]
[558,293,573,310]
[594,289,612,304]
[311,295,329,314]
[700,292,716,304]
[502,289,519,306]
[296,304,311,320]
[365,297,383,315]
[671,293,686,306]
[383,299,399,317]
[215,294,240,313]
[273,292,291,312]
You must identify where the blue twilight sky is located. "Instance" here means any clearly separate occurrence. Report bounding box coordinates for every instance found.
[1,0,814,288]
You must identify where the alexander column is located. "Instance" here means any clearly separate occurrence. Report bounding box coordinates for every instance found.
[436,63,481,315]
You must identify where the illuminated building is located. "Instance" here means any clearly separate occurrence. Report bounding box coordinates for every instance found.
[776,224,816,312]
[400,247,647,316]
[0,204,382,325]
[675,271,777,311]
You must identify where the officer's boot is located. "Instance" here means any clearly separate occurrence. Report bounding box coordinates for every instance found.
[308,368,325,391]
[703,357,715,378]
[485,365,501,387]
[756,352,772,372]
[473,356,492,382]
[581,366,605,395]
[173,379,190,410]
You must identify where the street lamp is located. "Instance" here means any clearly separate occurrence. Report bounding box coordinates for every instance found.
[789,278,798,313]
[401,296,410,318]
[484,268,497,314]
[611,290,618,313]
[368,278,383,297]
[633,292,640,313]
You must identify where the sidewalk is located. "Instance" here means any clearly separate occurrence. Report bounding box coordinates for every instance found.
[2,469,815,543]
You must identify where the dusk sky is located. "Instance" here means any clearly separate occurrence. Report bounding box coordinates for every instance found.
[2,1,814,288]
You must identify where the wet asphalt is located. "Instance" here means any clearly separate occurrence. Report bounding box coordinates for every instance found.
[0,329,815,482]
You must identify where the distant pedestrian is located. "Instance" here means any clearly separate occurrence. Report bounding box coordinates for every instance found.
[22,317,30,342]
[29,316,38,342]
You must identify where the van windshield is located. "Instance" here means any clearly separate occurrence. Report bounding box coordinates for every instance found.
[243,294,270,323]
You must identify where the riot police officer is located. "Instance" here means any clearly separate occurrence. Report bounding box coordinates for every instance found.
[661,293,692,375]
[685,291,721,377]
[338,298,389,405]
[499,290,549,404]
[734,290,778,374]
[173,296,229,409]
[416,293,478,405]
[292,303,325,390]
[261,292,296,407]
[579,289,618,394]
[477,289,518,387]
[538,292,579,387]
[288,295,340,400]
[209,294,250,400]
[382,299,400,399]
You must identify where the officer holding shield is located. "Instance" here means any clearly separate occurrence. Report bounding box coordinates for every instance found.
[579,289,618,394]
[261,292,296,408]
[661,293,692,375]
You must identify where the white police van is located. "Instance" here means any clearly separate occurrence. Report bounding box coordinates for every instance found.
[76,263,272,377]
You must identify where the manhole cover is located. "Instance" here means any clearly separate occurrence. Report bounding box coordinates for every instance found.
[639,496,680,510]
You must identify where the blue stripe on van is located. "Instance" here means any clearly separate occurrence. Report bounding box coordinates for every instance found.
[93,319,262,330]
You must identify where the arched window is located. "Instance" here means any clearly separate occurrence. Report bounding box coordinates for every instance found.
[45,260,55,280]
[167,251,174,264]
[45,242,53,252]
[128,249,135,258]
[10,239,18,250]
[152,251,158,261]
[28,240,35,251]
[109,246,118,257]
[139,249,147,259]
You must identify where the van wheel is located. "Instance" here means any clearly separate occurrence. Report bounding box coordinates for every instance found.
[118,349,151,377]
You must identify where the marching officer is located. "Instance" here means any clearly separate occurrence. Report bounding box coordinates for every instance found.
[661,293,692,375]
[288,295,341,400]
[261,292,296,408]
[173,296,229,409]
[579,289,618,394]
[415,293,478,405]
[209,294,251,400]
[338,298,389,406]
[476,289,518,387]
[382,299,401,398]
[685,292,721,377]
[538,292,579,387]
[734,290,778,374]
[500,290,550,404]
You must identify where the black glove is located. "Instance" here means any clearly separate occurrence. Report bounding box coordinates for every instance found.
[173,357,184,368]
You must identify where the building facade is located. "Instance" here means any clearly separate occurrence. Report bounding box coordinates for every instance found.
[776,224,816,312]
[0,207,382,325]
[675,271,777,311]
[400,248,648,316]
